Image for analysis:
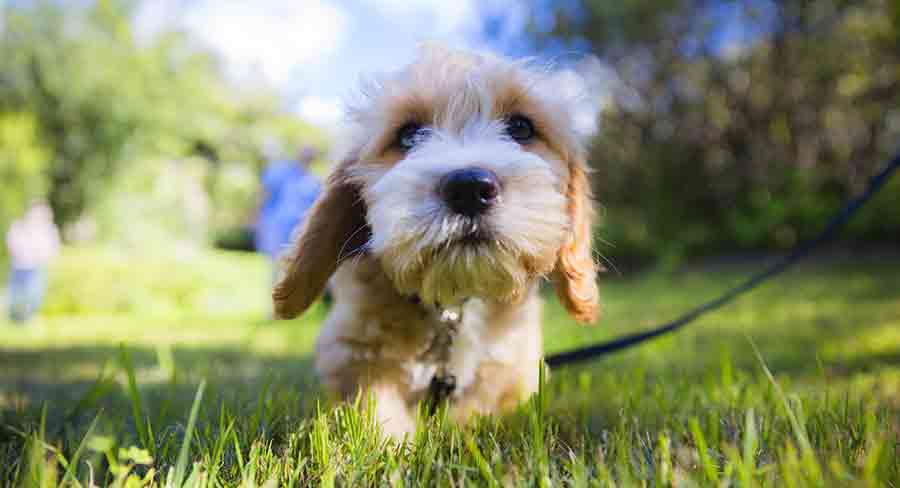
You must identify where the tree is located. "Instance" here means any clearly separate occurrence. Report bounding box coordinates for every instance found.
[540,0,900,261]
[0,0,328,248]
[0,112,49,233]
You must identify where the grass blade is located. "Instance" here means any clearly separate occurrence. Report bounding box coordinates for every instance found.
[749,338,822,483]
[749,340,811,452]
[173,380,206,488]
[689,417,719,483]
[740,408,758,487]
[464,433,498,488]
[65,360,114,422]
[119,344,150,451]
[61,411,102,485]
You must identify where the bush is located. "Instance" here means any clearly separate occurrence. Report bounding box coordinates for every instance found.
[598,162,900,265]
[42,247,270,318]
[213,226,257,253]
[0,112,50,259]
[545,0,900,264]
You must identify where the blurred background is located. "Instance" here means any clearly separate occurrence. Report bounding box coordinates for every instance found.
[0,0,898,330]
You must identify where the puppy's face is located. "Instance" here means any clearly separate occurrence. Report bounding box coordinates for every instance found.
[274,46,600,322]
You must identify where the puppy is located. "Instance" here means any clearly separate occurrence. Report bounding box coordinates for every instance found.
[273,45,599,438]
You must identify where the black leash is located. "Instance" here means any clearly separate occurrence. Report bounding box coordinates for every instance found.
[546,152,900,369]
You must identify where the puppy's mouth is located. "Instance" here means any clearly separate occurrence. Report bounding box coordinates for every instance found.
[377,215,527,305]
[458,234,489,246]
[440,217,494,249]
[452,228,492,247]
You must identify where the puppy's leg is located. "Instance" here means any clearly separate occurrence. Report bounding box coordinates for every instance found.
[317,337,417,439]
[449,360,541,424]
[450,300,545,423]
[367,381,416,439]
[322,367,416,438]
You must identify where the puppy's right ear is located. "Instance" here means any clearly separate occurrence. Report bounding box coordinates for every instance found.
[272,158,369,319]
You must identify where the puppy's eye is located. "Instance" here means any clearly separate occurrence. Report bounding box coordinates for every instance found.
[506,115,535,143]
[397,122,430,151]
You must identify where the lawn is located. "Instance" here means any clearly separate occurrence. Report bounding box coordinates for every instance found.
[1,247,899,486]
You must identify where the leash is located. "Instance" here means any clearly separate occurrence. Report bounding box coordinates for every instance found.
[545,151,900,369]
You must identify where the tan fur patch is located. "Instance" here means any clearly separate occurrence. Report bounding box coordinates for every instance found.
[275,44,599,438]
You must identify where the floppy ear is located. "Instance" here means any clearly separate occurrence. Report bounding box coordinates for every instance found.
[272,158,370,319]
[554,157,600,324]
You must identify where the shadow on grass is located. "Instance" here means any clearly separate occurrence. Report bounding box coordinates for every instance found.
[3,308,898,417]
[0,344,320,456]
[574,319,900,385]
[4,320,897,426]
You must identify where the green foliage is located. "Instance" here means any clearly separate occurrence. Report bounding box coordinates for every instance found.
[544,0,900,263]
[1,248,899,485]
[0,0,328,247]
[40,247,271,318]
[91,158,212,249]
[0,112,50,258]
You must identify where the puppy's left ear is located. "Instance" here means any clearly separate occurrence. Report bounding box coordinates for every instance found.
[553,155,600,324]
[272,157,369,319]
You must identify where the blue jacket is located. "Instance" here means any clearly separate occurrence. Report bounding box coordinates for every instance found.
[255,161,321,258]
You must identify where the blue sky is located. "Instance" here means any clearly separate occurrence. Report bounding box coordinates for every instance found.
[9,0,767,133]
[135,0,534,130]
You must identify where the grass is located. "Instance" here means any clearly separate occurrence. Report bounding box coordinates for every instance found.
[1,246,899,486]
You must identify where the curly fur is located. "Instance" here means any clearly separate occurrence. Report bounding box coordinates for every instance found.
[273,44,600,438]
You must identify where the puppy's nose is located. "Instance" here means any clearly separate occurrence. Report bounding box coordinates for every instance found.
[439,167,500,216]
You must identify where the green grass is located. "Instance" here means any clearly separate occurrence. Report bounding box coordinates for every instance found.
[1,247,899,486]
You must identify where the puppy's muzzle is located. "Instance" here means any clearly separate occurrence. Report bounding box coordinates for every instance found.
[438,167,500,217]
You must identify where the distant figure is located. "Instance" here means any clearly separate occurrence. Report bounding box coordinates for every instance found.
[6,201,61,323]
[256,146,322,281]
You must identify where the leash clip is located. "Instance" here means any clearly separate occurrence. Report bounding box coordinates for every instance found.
[420,298,465,414]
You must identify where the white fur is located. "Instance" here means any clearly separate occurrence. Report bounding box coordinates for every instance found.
[355,123,568,306]
[277,44,598,439]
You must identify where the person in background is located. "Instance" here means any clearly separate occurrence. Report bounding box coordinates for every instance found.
[255,146,323,284]
[6,200,61,323]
